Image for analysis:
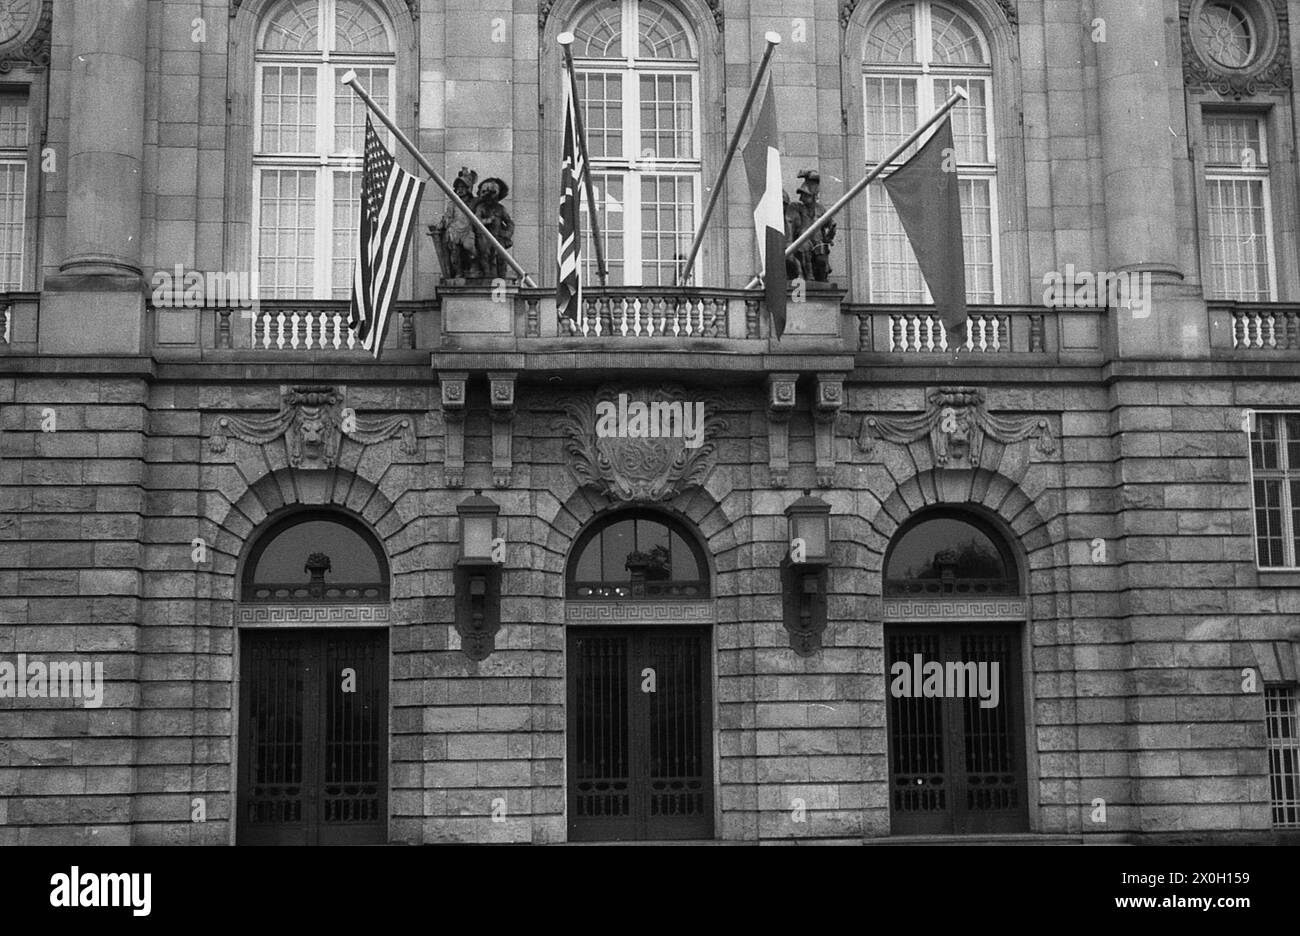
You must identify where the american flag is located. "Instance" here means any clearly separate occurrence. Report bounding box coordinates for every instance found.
[556,80,584,328]
[350,116,425,358]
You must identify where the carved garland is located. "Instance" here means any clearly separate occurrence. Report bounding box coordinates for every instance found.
[1180,0,1292,96]
[209,386,418,470]
[854,387,1053,469]
[840,0,1017,30]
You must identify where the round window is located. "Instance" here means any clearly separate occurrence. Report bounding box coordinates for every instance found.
[1198,2,1257,69]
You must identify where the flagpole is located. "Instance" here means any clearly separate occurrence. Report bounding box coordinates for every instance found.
[678,32,781,288]
[341,71,538,288]
[745,86,968,289]
[558,33,608,287]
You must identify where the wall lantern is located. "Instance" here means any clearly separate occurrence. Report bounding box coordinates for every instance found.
[455,491,503,661]
[782,491,832,656]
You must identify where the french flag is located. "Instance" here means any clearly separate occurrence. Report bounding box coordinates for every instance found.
[741,80,787,339]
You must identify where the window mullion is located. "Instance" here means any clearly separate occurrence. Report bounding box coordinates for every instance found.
[625,169,642,281]
[317,163,331,299]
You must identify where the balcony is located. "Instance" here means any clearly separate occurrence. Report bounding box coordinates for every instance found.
[845,303,1106,368]
[431,283,854,379]
[1210,301,1300,358]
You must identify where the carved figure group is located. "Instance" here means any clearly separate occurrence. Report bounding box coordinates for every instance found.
[784,168,836,283]
[429,167,516,281]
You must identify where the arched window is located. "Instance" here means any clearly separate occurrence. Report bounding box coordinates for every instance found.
[253,0,395,299]
[568,0,701,286]
[567,510,709,598]
[884,512,1018,596]
[242,512,390,601]
[863,1,998,303]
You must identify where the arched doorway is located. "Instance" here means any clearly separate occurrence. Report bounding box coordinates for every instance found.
[565,509,714,841]
[883,511,1030,835]
[235,511,390,845]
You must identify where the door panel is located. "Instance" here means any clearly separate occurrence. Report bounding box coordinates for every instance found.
[238,629,388,845]
[568,626,712,841]
[886,624,1027,835]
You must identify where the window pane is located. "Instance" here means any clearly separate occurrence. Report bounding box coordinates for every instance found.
[335,66,389,154]
[1252,412,1279,468]
[259,169,317,298]
[261,0,321,51]
[0,162,24,290]
[578,72,623,159]
[934,77,987,163]
[252,520,381,585]
[1205,177,1270,300]
[639,74,694,159]
[1204,115,1263,166]
[1200,5,1255,70]
[573,5,622,58]
[0,93,28,148]
[865,5,917,63]
[640,174,694,286]
[886,517,1013,596]
[637,0,694,60]
[601,519,636,581]
[334,0,390,53]
[670,531,700,580]
[864,77,918,165]
[1266,687,1300,827]
[260,66,318,153]
[332,170,360,299]
[584,173,625,286]
[961,178,993,303]
[1291,479,1300,567]
[867,179,991,303]
[574,532,601,581]
[1286,415,1300,468]
[867,186,926,301]
[1254,478,1284,567]
[633,518,671,568]
[930,3,985,64]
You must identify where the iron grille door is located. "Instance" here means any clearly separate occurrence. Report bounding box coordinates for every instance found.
[568,626,713,841]
[238,629,388,845]
[238,633,313,845]
[886,624,1028,835]
[568,632,634,841]
[887,630,950,834]
[318,632,388,844]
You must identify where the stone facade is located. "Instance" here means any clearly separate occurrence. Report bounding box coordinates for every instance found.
[1,0,1299,845]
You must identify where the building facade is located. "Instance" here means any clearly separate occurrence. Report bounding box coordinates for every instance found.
[1,0,1300,844]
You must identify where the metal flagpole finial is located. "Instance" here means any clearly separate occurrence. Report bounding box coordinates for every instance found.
[341,69,358,86]
[765,31,782,44]
[557,31,575,46]
[954,85,969,100]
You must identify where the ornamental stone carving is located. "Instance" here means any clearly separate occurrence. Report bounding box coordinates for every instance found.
[0,0,51,73]
[1180,0,1292,96]
[854,387,1054,471]
[551,384,729,503]
[209,386,417,470]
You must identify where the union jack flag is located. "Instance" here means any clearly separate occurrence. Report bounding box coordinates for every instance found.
[350,117,425,358]
[556,81,585,328]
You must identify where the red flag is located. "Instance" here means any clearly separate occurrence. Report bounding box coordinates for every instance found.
[741,81,787,338]
[882,116,967,341]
